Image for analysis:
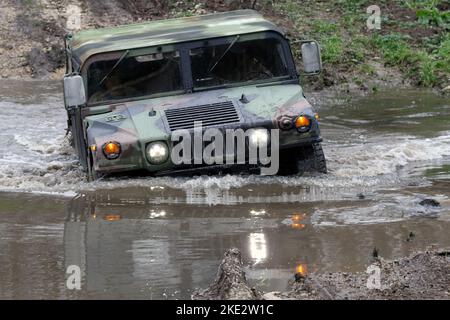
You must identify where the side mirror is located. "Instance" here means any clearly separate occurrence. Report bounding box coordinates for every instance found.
[300,40,322,75]
[64,75,86,107]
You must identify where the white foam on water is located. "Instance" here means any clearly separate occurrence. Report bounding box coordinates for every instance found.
[311,193,445,226]
[325,133,450,178]
[0,98,86,195]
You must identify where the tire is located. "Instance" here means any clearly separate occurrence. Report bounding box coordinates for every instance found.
[298,143,327,175]
[278,148,300,175]
[277,143,327,176]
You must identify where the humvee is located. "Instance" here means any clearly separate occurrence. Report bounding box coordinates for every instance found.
[63,10,327,180]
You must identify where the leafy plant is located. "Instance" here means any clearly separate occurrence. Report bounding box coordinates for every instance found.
[416,7,450,27]
[402,0,441,10]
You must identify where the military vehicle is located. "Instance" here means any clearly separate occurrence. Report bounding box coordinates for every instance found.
[63,10,326,180]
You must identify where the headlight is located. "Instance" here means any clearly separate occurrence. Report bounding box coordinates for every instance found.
[102,141,121,159]
[249,128,269,147]
[294,115,311,132]
[146,141,169,164]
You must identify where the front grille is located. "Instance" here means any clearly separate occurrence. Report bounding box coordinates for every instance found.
[164,101,240,131]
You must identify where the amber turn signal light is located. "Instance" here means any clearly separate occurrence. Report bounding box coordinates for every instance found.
[103,141,121,159]
[103,214,122,221]
[294,116,311,131]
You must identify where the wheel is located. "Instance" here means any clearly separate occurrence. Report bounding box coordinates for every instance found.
[277,143,327,176]
[297,143,327,175]
[278,148,300,175]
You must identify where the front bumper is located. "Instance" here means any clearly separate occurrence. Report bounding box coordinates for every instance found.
[93,119,323,175]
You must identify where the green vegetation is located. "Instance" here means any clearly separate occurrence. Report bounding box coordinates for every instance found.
[369,32,450,86]
[321,36,344,64]
[165,0,449,88]
[269,0,449,88]
[416,7,449,27]
[13,0,449,88]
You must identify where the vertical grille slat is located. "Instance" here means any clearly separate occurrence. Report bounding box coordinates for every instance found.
[164,101,240,131]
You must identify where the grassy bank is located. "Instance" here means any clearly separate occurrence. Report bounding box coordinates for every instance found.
[265,0,449,90]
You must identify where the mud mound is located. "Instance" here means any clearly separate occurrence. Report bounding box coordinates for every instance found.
[192,248,262,300]
[287,250,450,300]
[196,249,450,300]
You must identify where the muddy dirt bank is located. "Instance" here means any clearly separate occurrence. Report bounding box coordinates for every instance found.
[1,0,265,79]
[194,248,450,300]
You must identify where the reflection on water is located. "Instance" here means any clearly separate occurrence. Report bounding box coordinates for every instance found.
[249,233,267,264]
[291,213,306,229]
[296,264,308,276]
[1,190,449,299]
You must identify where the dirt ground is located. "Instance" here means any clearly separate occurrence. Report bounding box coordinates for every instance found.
[0,0,257,79]
[0,0,410,93]
[194,248,450,300]
[0,0,133,79]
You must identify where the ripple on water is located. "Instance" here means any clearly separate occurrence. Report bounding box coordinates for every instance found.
[0,86,449,205]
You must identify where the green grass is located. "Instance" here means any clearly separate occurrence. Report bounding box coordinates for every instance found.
[416,52,438,86]
[321,36,344,64]
[309,19,346,64]
[269,0,449,88]
[370,33,449,86]
[334,0,371,11]
[371,34,414,66]
[347,36,369,62]
[399,0,443,10]
[398,0,450,28]
[436,35,450,73]
[311,20,338,34]
[417,7,450,27]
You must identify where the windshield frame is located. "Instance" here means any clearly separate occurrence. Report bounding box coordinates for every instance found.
[185,31,296,92]
[81,31,297,107]
[82,46,186,107]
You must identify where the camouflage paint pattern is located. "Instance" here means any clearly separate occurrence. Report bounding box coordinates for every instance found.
[68,10,284,68]
[85,84,320,173]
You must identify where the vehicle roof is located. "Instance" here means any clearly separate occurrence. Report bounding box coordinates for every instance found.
[68,10,285,67]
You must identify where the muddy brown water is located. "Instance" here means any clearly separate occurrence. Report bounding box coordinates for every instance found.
[0,80,449,299]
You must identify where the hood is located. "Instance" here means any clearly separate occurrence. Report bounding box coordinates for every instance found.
[85,83,314,146]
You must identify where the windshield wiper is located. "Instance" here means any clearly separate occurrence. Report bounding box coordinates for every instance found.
[208,35,240,73]
[98,49,130,87]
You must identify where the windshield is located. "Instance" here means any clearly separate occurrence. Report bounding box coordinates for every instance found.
[190,37,290,88]
[85,33,292,105]
[87,50,182,104]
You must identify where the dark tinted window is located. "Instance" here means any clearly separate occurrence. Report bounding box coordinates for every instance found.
[191,37,289,88]
[87,51,182,103]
